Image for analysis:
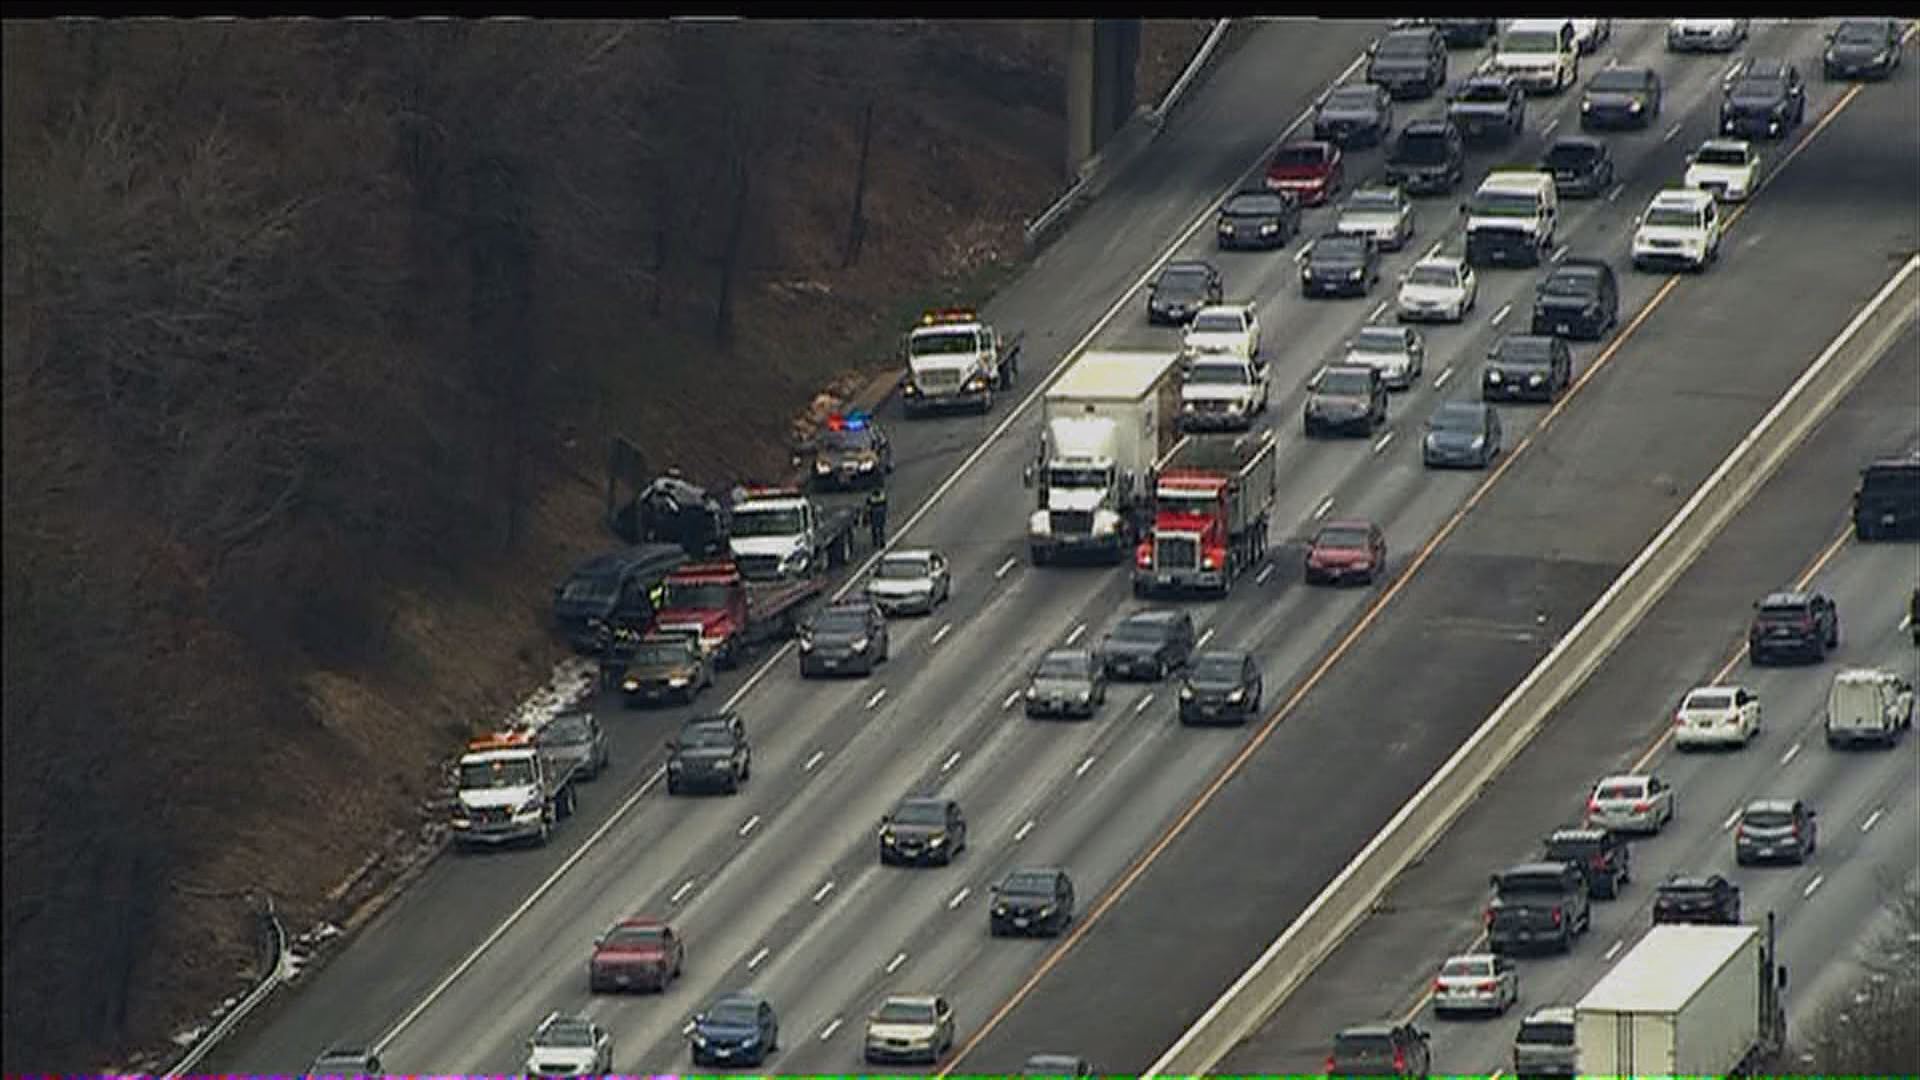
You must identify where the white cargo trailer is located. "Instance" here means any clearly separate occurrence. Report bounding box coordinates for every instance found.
[1575,918,1786,1077]
[1026,349,1183,564]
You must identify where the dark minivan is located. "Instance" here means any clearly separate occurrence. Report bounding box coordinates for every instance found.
[1541,827,1631,899]
[1531,258,1619,340]
[1542,136,1616,198]
[1853,452,1920,540]
[1385,119,1465,195]
[1487,861,1591,955]
[1328,1022,1430,1077]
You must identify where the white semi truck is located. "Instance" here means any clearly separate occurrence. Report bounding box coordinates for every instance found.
[1575,917,1787,1078]
[1024,349,1183,565]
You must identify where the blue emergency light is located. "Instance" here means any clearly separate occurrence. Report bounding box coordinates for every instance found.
[827,411,871,432]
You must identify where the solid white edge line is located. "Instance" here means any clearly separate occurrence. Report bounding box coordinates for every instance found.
[1143,254,1920,1078]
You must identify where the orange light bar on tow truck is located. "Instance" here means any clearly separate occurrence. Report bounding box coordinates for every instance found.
[736,484,804,501]
[466,731,535,753]
[919,307,979,326]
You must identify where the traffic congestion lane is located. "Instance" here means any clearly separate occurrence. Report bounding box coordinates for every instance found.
[208,20,1391,1072]
[947,35,1920,1072]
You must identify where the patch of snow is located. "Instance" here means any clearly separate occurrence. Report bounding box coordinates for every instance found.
[502,656,596,734]
[171,1025,206,1048]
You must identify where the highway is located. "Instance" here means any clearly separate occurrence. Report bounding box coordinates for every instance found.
[1216,322,1920,1075]
[212,18,1918,1075]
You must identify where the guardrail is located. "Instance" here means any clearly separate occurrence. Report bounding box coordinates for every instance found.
[1023,19,1232,251]
[1145,254,1920,1077]
[164,895,291,1078]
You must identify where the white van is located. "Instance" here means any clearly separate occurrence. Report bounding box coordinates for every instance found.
[1464,171,1559,267]
[1825,668,1915,748]
[1488,19,1581,94]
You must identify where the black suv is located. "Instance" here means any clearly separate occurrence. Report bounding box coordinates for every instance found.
[1654,873,1741,925]
[1367,26,1449,99]
[1482,334,1573,403]
[880,796,967,867]
[1721,59,1806,140]
[1302,232,1381,298]
[665,711,751,796]
[1748,590,1840,665]
[1853,453,1920,540]
[1216,190,1300,251]
[1385,119,1466,195]
[1542,136,1615,199]
[989,867,1076,937]
[1147,260,1224,324]
[1313,83,1395,148]
[1328,1022,1431,1077]
[1179,650,1264,726]
[1487,861,1592,955]
[1579,66,1663,130]
[1541,827,1631,899]
[799,599,890,677]
[1305,364,1389,437]
[1100,609,1196,681]
[1446,74,1526,142]
[1531,259,1618,340]
[553,543,687,652]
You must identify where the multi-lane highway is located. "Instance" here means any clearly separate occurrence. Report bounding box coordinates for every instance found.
[213,17,1918,1074]
[1216,323,1920,1075]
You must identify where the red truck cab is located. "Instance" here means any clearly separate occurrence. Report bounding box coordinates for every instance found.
[650,559,824,668]
[1137,472,1232,577]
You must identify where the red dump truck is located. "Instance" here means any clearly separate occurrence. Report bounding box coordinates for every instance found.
[648,559,826,670]
[1132,431,1278,597]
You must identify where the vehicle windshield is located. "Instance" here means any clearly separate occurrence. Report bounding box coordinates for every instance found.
[537,1022,595,1048]
[1541,272,1597,298]
[1002,871,1056,897]
[876,1000,937,1025]
[1544,142,1598,169]
[909,328,979,357]
[1597,781,1646,800]
[1459,82,1509,102]
[540,715,593,745]
[1517,1019,1575,1045]
[1191,654,1244,680]
[1378,35,1429,57]
[1157,269,1209,297]
[1495,339,1555,366]
[1313,236,1367,261]
[561,574,619,603]
[1742,806,1793,827]
[1036,652,1089,678]
[1048,465,1110,489]
[1695,145,1749,167]
[1316,527,1370,549]
[1224,193,1287,216]
[708,1000,759,1026]
[1588,70,1646,92]
[1835,22,1885,44]
[1731,76,1785,102]
[1684,690,1733,710]
[821,429,876,452]
[1469,190,1542,217]
[603,925,666,948]
[1317,369,1373,396]
[1334,1032,1393,1057]
[459,758,534,789]
[1326,87,1378,109]
[1353,329,1405,354]
[893,801,947,826]
[877,555,932,580]
[811,610,867,634]
[1407,264,1458,288]
[1393,131,1451,165]
[681,723,736,748]
[1154,487,1215,514]
[1112,620,1169,642]
[1347,190,1400,213]
[661,581,730,610]
[1646,206,1702,228]
[1861,464,1919,492]
[1428,405,1481,432]
[1272,145,1325,168]
[632,641,694,666]
[1191,311,1245,334]
[1502,29,1562,53]
[1187,362,1249,385]
[1442,958,1493,977]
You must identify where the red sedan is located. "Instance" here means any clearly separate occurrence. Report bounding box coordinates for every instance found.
[588,916,684,993]
[1305,520,1387,586]
[1266,140,1344,207]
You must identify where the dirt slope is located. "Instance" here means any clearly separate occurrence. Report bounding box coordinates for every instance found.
[0,18,1212,1070]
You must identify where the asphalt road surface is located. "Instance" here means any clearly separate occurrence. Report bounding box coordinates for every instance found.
[1217,320,1920,1075]
[211,18,1918,1075]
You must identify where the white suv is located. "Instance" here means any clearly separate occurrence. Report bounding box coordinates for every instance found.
[1684,139,1761,202]
[1181,302,1261,362]
[1632,189,1721,273]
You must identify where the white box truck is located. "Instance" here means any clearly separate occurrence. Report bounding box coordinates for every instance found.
[1575,917,1787,1078]
[1024,349,1183,565]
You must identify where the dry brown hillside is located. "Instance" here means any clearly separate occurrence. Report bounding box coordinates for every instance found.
[0,17,1212,1070]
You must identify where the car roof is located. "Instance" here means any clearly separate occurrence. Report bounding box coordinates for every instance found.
[1161,259,1216,274]
[614,914,669,929]
[1663,874,1725,888]
[1444,951,1497,964]
[1119,608,1185,627]
[1461,72,1512,87]
[882,992,940,1007]
[1524,1005,1577,1023]
[883,548,937,562]
[1743,798,1797,813]
[1548,827,1610,842]
[1412,256,1465,272]
[1383,25,1438,41]
[1337,1022,1400,1037]
[536,1012,596,1036]
[1318,518,1375,532]
[1761,590,1811,606]
[821,599,875,614]
[1193,303,1251,316]
[1026,1053,1088,1066]
[1502,860,1575,876]
[1698,137,1752,154]
[1737,58,1792,79]
[712,989,767,1007]
[1005,866,1068,882]
[1652,188,1715,209]
[1193,648,1251,664]
[1319,363,1376,378]
[1596,773,1652,785]
[684,709,740,728]
[1043,647,1095,663]
[1402,118,1456,134]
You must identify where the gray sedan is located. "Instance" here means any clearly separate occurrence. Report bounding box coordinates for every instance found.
[1025,649,1107,719]
[1422,401,1502,469]
[536,710,609,781]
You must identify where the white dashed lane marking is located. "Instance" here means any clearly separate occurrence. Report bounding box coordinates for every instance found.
[865,688,888,710]
[812,880,836,904]
[670,880,695,905]
[995,556,1018,579]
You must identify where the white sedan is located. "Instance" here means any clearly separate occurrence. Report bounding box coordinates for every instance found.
[1396,257,1477,324]
[1667,19,1749,53]
[1570,19,1612,54]
[1335,186,1415,252]
[1182,303,1261,362]
[1343,326,1425,390]
[1586,773,1675,834]
[864,549,952,616]
[1673,684,1762,749]
[1433,953,1518,1017]
[1684,139,1760,202]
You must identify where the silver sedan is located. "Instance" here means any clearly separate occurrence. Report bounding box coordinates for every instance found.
[1585,773,1675,834]
[864,549,951,616]
[1433,953,1518,1016]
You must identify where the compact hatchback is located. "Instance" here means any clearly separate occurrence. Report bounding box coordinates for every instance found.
[1179,650,1264,725]
[589,916,684,993]
[1025,648,1107,719]
[880,796,967,866]
[1734,799,1817,865]
[1654,874,1741,925]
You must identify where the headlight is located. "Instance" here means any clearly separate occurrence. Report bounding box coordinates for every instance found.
[1874,50,1891,63]
[1182,400,1197,412]
[1528,373,1544,385]
[1581,100,1592,112]
[1026,686,1039,698]
[1349,268,1364,281]
[1301,267,1313,282]
[799,637,815,651]
[1825,49,1838,63]
[667,760,683,772]
[1630,100,1643,113]
[851,636,870,652]
[668,675,690,687]
[1469,435,1486,450]
[1259,222,1279,235]
[1037,905,1055,917]
[1180,686,1194,700]
[622,678,640,692]
[815,460,831,474]
[691,1032,710,1048]
[1217,220,1233,233]
[994,903,1009,915]
[859,459,876,471]
[882,829,897,844]
[1488,370,1504,383]
[1076,690,1091,703]
[928,833,947,847]
[1228,688,1245,702]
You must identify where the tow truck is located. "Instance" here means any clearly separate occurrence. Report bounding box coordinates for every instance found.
[649,559,828,670]
[450,731,580,849]
[726,483,865,583]
[899,307,1023,416]
[1133,431,1278,596]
